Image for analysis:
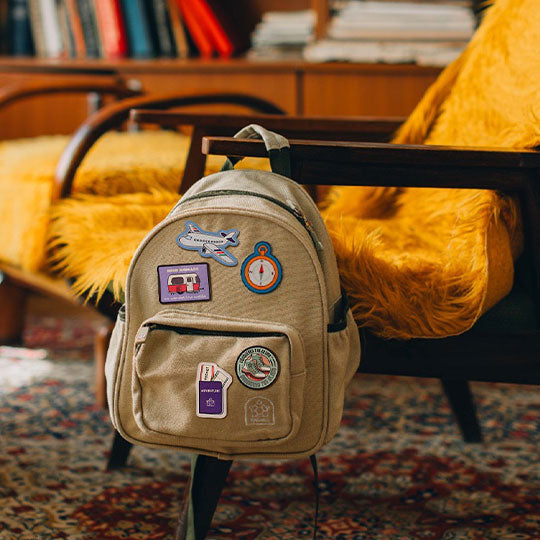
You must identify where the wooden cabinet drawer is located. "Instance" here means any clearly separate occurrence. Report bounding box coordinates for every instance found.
[122,71,298,115]
[303,66,440,117]
[0,72,117,139]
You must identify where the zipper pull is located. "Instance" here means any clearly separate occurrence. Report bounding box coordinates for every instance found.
[135,325,150,346]
[286,199,324,252]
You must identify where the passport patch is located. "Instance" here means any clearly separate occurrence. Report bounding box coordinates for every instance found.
[196,362,231,418]
[198,381,223,416]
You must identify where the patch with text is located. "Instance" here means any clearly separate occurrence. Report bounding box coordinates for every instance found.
[196,362,232,418]
[236,346,279,390]
[157,263,210,304]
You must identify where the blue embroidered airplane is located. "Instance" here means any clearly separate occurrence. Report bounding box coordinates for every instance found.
[176,221,240,266]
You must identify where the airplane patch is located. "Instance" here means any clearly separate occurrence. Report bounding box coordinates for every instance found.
[176,221,239,267]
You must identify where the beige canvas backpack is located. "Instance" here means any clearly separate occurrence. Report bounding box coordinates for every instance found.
[105,125,360,460]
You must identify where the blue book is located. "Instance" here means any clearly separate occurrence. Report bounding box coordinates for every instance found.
[7,0,35,56]
[120,0,156,58]
[76,0,101,58]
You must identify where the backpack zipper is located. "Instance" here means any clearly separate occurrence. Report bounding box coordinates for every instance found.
[179,189,323,250]
[134,323,284,352]
[149,323,283,339]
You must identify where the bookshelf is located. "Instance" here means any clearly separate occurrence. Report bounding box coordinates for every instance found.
[0,0,442,139]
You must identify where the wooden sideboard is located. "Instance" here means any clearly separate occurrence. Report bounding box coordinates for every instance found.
[0,57,441,139]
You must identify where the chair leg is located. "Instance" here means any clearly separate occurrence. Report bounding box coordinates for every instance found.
[176,455,233,540]
[0,277,27,345]
[106,430,133,470]
[441,379,483,443]
[94,322,114,409]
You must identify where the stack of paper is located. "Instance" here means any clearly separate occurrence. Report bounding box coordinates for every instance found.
[304,1,475,66]
[329,1,474,41]
[249,10,315,59]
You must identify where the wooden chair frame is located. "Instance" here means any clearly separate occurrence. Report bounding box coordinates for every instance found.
[0,83,286,404]
[0,76,142,344]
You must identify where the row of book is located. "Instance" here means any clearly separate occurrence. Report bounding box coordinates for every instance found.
[304,0,476,66]
[1,0,247,59]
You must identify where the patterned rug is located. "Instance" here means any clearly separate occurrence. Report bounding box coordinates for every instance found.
[0,316,539,539]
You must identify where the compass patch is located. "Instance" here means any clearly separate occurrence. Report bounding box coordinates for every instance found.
[241,242,282,294]
[236,346,279,390]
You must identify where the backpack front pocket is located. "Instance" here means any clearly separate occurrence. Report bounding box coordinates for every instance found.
[132,310,305,449]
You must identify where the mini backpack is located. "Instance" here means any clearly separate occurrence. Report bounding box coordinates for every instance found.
[105,125,360,460]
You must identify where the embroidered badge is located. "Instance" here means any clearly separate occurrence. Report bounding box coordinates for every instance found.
[157,263,211,304]
[177,221,239,266]
[236,346,279,390]
[241,242,282,294]
[196,362,232,419]
[245,397,275,426]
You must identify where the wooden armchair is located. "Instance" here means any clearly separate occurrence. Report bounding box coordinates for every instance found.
[0,76,142,344]
[0,87,285,345]
[96,110,527,539]
[1,88,295,431]
[155,133,539,539]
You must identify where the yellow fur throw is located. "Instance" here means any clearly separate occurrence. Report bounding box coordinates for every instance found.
[322,0,537,339]
[48,190,181,300]
[0,131,192,271]
[48,155,269,297]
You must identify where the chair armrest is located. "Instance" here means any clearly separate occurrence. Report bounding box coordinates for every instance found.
[203,136,540,309]
[0,76,141,109]
[52,92,285,200]
[129,109,404,141]
[201,137,540,191]
[128,110,404,192]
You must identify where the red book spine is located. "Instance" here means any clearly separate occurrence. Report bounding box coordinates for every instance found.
[191,0,233,58]
[177,0,214,58]
[94,0,127,59]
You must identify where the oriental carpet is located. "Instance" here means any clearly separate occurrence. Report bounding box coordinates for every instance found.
[0,315,539,539]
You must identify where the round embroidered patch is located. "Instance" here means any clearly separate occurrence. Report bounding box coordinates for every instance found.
[236,346,279,390]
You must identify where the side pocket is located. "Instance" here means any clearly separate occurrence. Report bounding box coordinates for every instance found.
[105,305,126,425]
[326,305,361,442]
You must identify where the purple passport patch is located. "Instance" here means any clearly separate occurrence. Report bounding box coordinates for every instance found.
[198,381,223,415]
[158,263,211,304]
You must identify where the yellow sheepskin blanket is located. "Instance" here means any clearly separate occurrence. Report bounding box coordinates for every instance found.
[322,0,537,338]
[0,131,192,271]
[50,0,538,340]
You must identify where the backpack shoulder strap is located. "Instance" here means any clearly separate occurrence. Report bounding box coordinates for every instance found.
[220,124,291,177]
[310,454,320,540]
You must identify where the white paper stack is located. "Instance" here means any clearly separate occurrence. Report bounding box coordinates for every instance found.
[329,1,474,41]
[249,10,315,59]
[304,39,465,65]
[304,0,475,66]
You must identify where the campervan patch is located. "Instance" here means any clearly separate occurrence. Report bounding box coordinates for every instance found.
[157,263,211,303]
